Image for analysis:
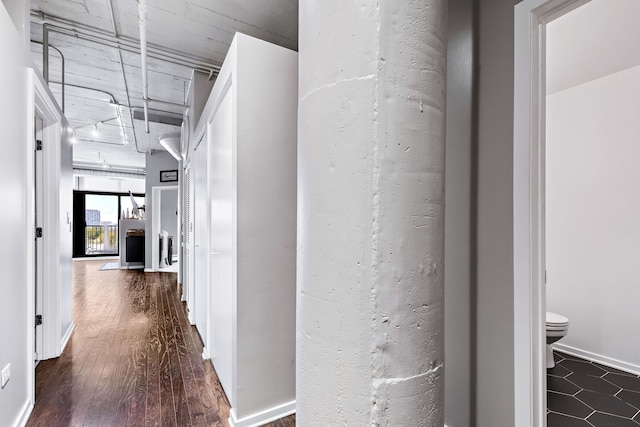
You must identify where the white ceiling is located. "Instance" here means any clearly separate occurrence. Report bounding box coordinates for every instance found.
[547,0,640,95]
[29,0,298,173]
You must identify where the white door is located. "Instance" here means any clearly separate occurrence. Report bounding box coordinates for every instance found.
[184,167,192,310]
[193,137,209,353]
[209,90,234,398]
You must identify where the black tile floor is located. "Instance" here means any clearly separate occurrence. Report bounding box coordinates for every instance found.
[548,350,640,426]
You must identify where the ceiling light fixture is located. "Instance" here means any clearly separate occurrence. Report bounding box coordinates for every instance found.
[111,102,129,146]
[158,132,182,161]
[98,152,111,169]
[92,122,100,137]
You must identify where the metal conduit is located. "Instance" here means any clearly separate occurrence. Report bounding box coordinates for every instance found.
[107,0,142,152]
[31,11,221,74]
[44,82,129,145]
[43,23,49,83]
[31,39,65,113]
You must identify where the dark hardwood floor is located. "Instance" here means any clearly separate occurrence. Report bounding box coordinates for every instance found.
[27,260,295,427]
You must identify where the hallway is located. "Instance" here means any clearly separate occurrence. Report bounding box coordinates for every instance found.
[26,260,294,426]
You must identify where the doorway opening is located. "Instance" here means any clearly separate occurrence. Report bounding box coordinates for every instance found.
[151,185,179,272]
[72,191,145,258]
[29,69,67,405]
[513,0,591,425]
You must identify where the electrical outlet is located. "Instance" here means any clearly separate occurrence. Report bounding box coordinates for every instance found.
[1,364,10,389]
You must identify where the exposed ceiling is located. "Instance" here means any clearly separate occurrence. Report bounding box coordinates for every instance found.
[547,0,640,95]
[29,0,298,173]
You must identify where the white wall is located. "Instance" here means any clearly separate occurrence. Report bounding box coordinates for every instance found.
[0,3,32,425]
[546,65,640,370]
[160,188,178,255]
[444,0,474,425]
[1,0,29,43]
[145,150,179,268]
[475,0,518,425]
[74,175,145,194]
[546,0,640,95]
[58,101,74,350]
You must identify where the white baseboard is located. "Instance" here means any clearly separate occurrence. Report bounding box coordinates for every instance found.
[229,401,296,427]
[553,343,640,375]
[202,348,209,360]
[73,256,119,261]
[13,400,33,427]
[60,322,75,354]
[120,264,144,270]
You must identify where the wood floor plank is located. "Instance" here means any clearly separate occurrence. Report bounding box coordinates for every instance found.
[167,288,210,426]
[156,275,178,427]
[145,273,162,427]
[161,280,192,427]
[125,273,151,427]
[26,260,296,427]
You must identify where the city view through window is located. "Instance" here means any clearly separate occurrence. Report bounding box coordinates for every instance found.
[84,194,145,255]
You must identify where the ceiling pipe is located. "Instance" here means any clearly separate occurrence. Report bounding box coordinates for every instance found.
[42,23,49,83]
[148,98,188,109]
[45,81,129,145]
[137,0,150,135]
[31,12,221,74]
[107,0,141,152]
[31,40,65,113]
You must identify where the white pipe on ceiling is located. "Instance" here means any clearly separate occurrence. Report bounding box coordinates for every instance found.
[107,0,138,150]
[31,12,221,75]
[137,0,150,134]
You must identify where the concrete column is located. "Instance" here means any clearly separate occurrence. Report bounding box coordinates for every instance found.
[297,1,447,426]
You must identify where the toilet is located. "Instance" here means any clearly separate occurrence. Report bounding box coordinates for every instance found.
[546,311,569,368]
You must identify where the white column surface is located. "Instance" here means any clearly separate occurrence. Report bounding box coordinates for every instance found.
[297,1,447,425]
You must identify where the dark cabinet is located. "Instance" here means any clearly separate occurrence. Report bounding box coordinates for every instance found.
[125,236,144,263]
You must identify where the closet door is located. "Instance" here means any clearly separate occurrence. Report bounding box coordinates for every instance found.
[184,166,193,313]
[209,89,234,400]
[193,136,209,350]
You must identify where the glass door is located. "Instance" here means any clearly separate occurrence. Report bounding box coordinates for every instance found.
[84,194,119,256]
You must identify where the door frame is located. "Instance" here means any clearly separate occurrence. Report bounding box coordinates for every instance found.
[192,133,211,359]
[27,69,64,403]
[184,162,196,322]
[151,185,179,272]
[513,0,590,425]
[34,114,44,363]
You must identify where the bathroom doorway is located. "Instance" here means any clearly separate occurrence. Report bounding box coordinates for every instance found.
[515,0,640,424]
[544,0,640,372]
[513,0,590,424]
